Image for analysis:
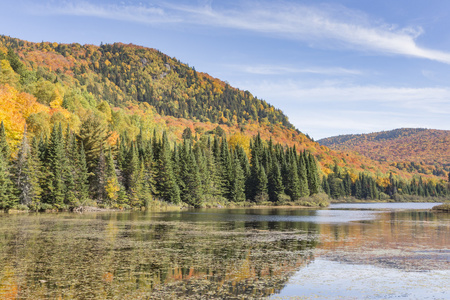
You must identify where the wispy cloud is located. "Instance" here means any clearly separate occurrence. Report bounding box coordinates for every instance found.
[245,80,450,113]
[231,79,450,138]
[34,1,172,24]
[32,0,450,64]
[225,64,362,75]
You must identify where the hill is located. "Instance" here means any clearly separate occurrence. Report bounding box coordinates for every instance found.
[0,35,448,210]
[318,128,450,177]
[0,34,398,177]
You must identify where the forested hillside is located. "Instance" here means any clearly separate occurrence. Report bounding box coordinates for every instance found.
[0,35,448,210]
[318,128,450,177]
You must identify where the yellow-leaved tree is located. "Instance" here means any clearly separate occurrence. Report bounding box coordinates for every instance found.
[0,84,48,145]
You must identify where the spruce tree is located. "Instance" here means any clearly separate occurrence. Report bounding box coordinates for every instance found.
[155,132,180,204]
[180,146,202,207]
[78,142,90,204]
[298,154,310,197]
[13,130,41,207]
[64,130,79,207]
[44,123,65,208]
[104,147,120,206]
[94,147,107,204]
[285,159,301,201]
[307,153,320,195]
[0,125,17,210]
[0,121,10,159]
[230,157,246,202]
[268,160,284,202]
[124,143,143,206]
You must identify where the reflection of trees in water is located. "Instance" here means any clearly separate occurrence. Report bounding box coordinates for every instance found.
[317,210,450,271]
[0,212,320,299]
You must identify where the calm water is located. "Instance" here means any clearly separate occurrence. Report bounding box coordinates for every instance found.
[0,203,449,299]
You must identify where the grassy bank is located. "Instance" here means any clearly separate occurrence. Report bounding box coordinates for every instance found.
[432,203,450,212]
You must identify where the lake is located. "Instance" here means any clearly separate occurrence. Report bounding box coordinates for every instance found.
[0,203,449,299]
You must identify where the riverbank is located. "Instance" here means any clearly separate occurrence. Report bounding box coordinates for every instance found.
[432,203,450,212]
[1,194,330,214]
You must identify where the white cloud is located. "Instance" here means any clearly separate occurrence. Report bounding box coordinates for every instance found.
[232,80,450,138]
[246,81,450,113]
[225,64,362,76]
[32,1,450,64]
[35,1,172,24]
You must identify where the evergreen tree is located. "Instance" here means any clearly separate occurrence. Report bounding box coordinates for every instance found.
[322,175,330,196]
[0,124,17,210]
[44,123,66,208]
[104,147,120,206]
[179,145,202,207]
[76,113,110,174]
[268,160,284,202]
[13,129,41,207]
[125,143,143,207]
[298,154,310,197]
[155,132,180,204]
[78,142,90,204]
[64,130,79,207]
[229,157,246,202]
[285,159,301,201]
[93,147,107,203]
[307,153,320,195]
[0,121,10,159]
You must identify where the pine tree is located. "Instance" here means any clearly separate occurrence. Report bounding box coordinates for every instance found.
[76,113,110,174]
[93,147,107,203]
[0,125,17,211]
[322,175,330,196]
[63,130,79,207]
[124,143,143,206]
[155,132,180,204]
[0,121,10,160]
[230,157,246,202]
[307,153,320,195]
[268,160,284,202]
[78,142,90,204]
[285,159,301,201]
[0,154,17,211]
[298,154,310,197]
[44,123,65,208]
[13,129,41,207]
[104,147,120,206]
[179,144,202,207]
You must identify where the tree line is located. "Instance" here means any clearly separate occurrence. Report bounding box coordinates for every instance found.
[0,119,322,211]
[323,164,449,200]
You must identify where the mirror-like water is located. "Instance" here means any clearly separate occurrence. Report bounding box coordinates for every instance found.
[0,203,448,299]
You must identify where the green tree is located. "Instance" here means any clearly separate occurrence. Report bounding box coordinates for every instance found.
[298,154,310,197]
[76,113,110,174]
[155,132,180,204]
[285,159,301,201]
[0,124,17,211]
[13,129,42,207]
[268,160,284,202]
[43,123,65,207]
[229,157,246,202]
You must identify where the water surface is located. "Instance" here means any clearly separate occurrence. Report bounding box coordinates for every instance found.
[0,203,448,299]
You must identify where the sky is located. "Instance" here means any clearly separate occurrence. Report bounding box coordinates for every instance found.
[2,0,450,139]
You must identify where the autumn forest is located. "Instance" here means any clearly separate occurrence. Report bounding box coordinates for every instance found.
[0,35,449,211]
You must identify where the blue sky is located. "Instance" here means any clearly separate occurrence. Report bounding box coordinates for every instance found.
[2,0,450,139]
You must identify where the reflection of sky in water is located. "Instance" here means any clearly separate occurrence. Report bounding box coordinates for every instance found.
[154,203,443,225]
[329,202,442,210]
[314,209,379,223]
[271,259,450,300]
[156,209,380,224]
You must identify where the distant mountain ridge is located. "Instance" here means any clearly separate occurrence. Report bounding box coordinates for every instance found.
[318,128,450,177]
